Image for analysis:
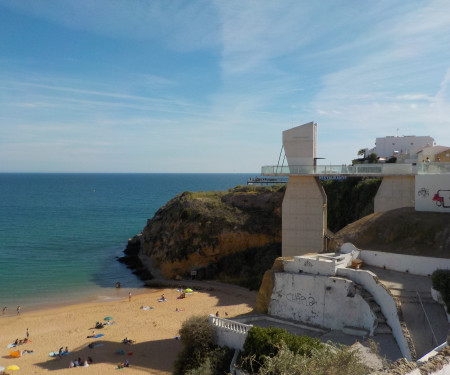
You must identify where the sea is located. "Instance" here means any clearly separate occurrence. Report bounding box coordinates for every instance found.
[0,173,254,314]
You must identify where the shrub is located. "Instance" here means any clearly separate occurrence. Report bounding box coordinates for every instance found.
[432,269,450,311]
[241,326,324,373]
[254,340,370,375]
[173,315,216,375]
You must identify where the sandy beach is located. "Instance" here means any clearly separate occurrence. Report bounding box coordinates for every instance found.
[0,283,256,374]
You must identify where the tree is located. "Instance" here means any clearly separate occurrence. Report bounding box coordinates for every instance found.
[366,153,378,164]
[357,148,367,157]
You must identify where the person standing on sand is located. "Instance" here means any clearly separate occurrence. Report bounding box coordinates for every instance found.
[2,306,6,315]
[16,306,20,315]
[128,292,131,302]
[26,328,29,338]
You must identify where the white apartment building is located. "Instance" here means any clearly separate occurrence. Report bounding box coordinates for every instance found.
[365,135,435,158]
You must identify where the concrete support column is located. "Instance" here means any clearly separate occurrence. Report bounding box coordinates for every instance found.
[282,176,327,257]
[374,176,415,213]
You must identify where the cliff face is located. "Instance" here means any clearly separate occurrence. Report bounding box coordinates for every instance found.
[140,186,284,278]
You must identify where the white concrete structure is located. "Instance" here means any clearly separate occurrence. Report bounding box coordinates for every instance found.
[266,250,414,360]
[282,121,317,166]
[269,272,377,335]
[416,174,450,212]
[283,252,356,276]
[281,122,326,256]
[366,135,434,159]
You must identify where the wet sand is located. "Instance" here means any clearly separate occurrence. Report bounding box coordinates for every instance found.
[0,284,256,374]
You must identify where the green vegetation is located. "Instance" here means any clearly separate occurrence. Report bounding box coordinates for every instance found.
[175,323,370,375]
[431,269,450,311]
[245,340,370,375]
[173,315,233,375]
[240,326,324,373]
[321,177,381,232]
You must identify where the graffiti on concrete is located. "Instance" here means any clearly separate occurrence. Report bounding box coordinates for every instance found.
[417,188,429,198]
[432,190,450,208]
[286,292,317,306]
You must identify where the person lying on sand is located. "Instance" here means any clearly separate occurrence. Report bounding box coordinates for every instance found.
[121,338,135,344]
[117,359,130,368]
[86,331,95,338]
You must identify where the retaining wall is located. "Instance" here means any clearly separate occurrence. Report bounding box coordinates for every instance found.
[269,272,376,334]
[341,243,450,276]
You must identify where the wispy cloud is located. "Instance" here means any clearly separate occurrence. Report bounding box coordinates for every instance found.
[0,0,220,50]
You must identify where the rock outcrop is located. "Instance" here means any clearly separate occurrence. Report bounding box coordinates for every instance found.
[136,185,284,279]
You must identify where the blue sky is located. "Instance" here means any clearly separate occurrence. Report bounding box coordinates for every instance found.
[1,1,449,173]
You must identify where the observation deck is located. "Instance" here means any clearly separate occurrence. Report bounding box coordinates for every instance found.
[261,162,450,177]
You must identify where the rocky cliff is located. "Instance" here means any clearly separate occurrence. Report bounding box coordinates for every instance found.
[137,185,284,279]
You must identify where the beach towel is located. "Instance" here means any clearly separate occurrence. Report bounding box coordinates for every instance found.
[94,334,104,338]
[49,351,70,357]
[9,350,21,358]
[140,306,154,310]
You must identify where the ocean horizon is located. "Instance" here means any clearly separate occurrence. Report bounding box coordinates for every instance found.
[0,173,255,314]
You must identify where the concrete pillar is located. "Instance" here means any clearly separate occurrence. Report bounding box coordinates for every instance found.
[282,176,327,256]
[374,176,415,213]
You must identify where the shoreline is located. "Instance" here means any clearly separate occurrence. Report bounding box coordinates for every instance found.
[0,285,150,317]
[0,281,257,374]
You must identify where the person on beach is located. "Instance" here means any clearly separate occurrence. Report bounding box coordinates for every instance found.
[26,328,29,338]
[16,306,21,315]
[2,306,6,315]
[128,292,131,302]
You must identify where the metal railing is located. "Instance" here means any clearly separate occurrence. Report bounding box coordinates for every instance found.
[261,162,450,177]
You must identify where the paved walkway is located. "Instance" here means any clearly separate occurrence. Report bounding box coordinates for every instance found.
[364,266,449,358]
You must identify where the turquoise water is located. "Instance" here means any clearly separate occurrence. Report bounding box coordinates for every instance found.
[0,173,253,312]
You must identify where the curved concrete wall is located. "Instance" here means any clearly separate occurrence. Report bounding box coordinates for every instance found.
[337,268,412,361]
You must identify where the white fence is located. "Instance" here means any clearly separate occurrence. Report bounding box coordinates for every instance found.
[208,315,252,350]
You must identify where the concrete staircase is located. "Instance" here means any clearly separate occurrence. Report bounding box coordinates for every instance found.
[357,285,392,336]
